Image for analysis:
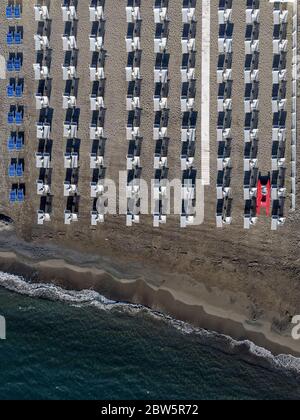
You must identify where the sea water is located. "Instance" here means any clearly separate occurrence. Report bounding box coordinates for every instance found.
[0,272,299,400]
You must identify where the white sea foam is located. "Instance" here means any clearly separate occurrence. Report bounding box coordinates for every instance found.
[0,270,300,374]
[0,270,141,313]
[158,312,300,374]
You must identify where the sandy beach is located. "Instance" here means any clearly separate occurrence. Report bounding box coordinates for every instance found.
[0,1,299,360]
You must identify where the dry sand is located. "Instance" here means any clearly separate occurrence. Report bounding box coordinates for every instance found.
[0,1,299,356]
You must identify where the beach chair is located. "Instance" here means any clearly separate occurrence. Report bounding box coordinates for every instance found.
[16,163,23,177]
[7,31,14,45]
[7,58,14,72]
[17,189,25,202]
[15,110,23,125]
[7,136,16,151]
[7,111,15,124]
[10,189,17,203]
[16,136,24,150]
[9,164,16,178]
[14,56,22,71]
[6,6,13,19]
[7,82,15,97]
[15,31,22,45]
[15,82,23,98]
[14,5,21,19]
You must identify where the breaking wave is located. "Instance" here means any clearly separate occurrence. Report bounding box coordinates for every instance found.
[0,270,299,375]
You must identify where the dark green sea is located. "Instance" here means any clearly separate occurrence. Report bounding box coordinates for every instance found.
[0,273,299,400]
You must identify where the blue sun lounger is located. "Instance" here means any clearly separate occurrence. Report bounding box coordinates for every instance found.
[14,31,22,45]
[10,189,17,203]
[7,58,14,71]
[15,32,23,45]
[8,136,16,151]
[9,164,16,178]
[7,111,15,124]
[7,31,14,45]
[15,82,23,98]
[14,5,21,19]
[17,189,25,202]
[7,83,15,97]
[14,56,22,71]
[6,6,13,19]
[16,163,23,177]
[16,136,24,150]
[15,111,23,125]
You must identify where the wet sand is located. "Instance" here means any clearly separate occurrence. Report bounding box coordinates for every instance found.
[0,2,299,358]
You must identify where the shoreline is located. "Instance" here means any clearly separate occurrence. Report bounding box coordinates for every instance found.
[0,246,299,358]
